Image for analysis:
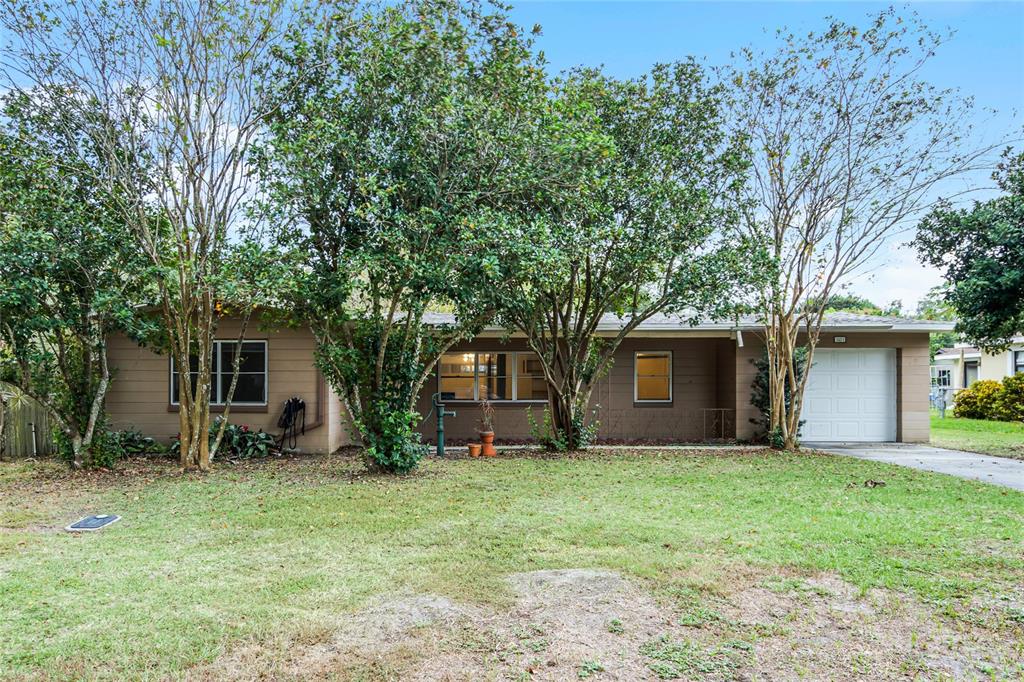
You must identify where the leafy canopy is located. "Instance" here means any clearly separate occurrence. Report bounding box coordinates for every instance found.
[258,0,546,471]
[916,151,1024,352]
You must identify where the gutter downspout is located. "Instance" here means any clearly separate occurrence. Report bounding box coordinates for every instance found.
[300,370,327,432]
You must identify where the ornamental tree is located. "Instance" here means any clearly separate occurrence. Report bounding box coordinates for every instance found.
[722,10,1001,449]
[1,0,290,470]
[0,96,152,467]
[257,0,545,472]
[915,151,1024,352]
[490,63,764,450]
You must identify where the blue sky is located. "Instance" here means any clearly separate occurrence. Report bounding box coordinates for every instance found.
[507,1,1024,311]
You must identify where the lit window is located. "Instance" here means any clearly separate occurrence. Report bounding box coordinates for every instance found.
[171,341,267,405]
[439,353,476,400]
[438,351,548,401]
[479,353,512,400]
[635,351,672,402]
[516,353,548,401]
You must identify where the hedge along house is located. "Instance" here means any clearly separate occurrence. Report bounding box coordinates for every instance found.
[103,312,953,451]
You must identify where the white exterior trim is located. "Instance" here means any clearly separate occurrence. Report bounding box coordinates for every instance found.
[169,339,269,406]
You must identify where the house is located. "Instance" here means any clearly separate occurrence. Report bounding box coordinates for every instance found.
[931,336,1024,395]
[104,312,953,450]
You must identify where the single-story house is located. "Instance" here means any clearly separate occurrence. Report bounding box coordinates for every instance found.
[104,312,953,451]
[931,337,1024,392]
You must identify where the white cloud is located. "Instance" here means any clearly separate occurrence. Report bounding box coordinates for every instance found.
[843,239,945,314]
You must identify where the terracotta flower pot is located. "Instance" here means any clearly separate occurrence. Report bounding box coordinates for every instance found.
[468,443,482,457]
[479,431,497,457]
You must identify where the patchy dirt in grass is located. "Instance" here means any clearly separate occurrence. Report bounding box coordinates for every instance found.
[189,568,1023,681]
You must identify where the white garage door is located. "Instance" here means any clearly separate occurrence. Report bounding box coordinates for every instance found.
[801,348,896,442]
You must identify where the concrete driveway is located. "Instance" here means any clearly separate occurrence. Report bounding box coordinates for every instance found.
[809,443,1024,492]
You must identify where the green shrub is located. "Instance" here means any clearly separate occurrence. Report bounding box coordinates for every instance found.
[954,379,1005,420]
[54,427,119,468]
[993,373,1024,422]
[526,405,599,451]
[749,348,808,443]
[360,403,427,474]
[107,427,159,456]
[171,417,278,461]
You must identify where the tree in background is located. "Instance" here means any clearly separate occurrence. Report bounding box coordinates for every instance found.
[1,0,291,470]
[914,286,958,359]
[258,0,545,472]
[916,151,1024,352]
[723,9,1001,449]
[491,63,764,450]
[803,294,902,317]
[0,96,152,467]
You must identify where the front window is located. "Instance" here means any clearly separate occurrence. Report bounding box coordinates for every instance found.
[479,353,512,400]
[930,367,951,388]
[1015,350,1024,375]
[635,351,672,402]
[170,341,267,405]
[438,351,546,401]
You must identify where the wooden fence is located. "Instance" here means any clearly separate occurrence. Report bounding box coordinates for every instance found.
[0,384,54,458]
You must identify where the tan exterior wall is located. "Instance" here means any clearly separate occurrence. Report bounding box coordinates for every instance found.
[414,336,738,442]
[734,332,931,443]
[105,318,353,453]
[106,318,932,449]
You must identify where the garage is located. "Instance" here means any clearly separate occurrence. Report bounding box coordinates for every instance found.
[801,348,897,442]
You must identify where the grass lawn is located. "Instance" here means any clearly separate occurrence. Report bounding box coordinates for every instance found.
[1,450,1022,680]
[931,413,1024,459]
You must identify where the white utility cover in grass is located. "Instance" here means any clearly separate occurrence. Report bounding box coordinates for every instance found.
[801,348,897,442]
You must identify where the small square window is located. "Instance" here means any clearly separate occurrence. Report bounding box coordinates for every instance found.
[439,353,476,400]
[635,352,672,402]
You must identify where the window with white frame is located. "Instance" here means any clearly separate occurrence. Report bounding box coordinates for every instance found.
[170,341,267,405]
[930,366,951,388]
[634,351,672,402]
[1014,350,1024,375]
[438,351,547,401]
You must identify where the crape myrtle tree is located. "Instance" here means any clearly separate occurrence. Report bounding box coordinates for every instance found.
[258,0,546,472]
[0,95,153,468]
[722,9,1001,449]
[490,63,765,450]
[915,151,1024,352]
[1,0,293,470]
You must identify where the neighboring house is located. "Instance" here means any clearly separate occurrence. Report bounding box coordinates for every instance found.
[104,312,953,450]
[931,336,1024,397]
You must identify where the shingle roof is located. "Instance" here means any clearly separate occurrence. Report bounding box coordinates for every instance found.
[422,311,956,333]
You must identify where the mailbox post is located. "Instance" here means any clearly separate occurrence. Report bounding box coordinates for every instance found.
[431,392,456,457]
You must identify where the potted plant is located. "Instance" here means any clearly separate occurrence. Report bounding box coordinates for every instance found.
[478,399,497,456]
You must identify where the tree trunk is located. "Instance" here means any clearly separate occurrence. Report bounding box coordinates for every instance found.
[547,383,595,451]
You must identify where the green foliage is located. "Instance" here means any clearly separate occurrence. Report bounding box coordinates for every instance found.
[106,428,159,457]
[916,151,1024,352]
[993,374,1024,422]
[953,380,1004,420]
[258,0,544,472]
[0,94,153,467]
[749,348,808,442]
[491,60,766,449]
[526,405,599,452]
[804,294,902,317]
[171,418,277,460]
[640,635,739,678]
[360,405,427,474]
[56,426,161,468]
[954,375,1024,423]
